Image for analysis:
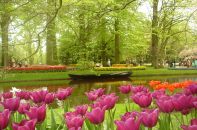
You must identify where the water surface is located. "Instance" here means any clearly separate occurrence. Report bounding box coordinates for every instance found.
[1,75,197,106]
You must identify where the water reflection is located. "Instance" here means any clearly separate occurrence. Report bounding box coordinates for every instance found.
[1,75,197,106]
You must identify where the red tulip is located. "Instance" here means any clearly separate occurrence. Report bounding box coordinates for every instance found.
[2,92,13,99]
[18,103,30,114]
[44,93,55,104]
[12,119,37,130]
[2,97,20,111]
[30,90,48,104]
[56,87,73,100]
[140,109,159,128]
[119,85,131,94]
[25,104,46,123]
[0,109,11,130]
[64,112,84,130]
[86,107,106,124]
[16,91,30,100]
[131,92,152,108]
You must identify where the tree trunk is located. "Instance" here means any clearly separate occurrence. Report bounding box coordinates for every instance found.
[1,11,10,67]
[151,0,159,68]
[46,0,58,65]
[114,18,120,64]
[28,42,34,65]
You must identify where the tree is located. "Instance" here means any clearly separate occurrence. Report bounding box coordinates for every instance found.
[151,0,159,68]
[0,1,11,67]
[46,0,58,65]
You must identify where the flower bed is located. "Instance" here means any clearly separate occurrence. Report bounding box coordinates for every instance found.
[0,80,197,130]
[5,65,68,73]
[112,64,133,67]
[94,66,146,71]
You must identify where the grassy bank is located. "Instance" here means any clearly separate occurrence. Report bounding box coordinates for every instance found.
[0,68,197,83]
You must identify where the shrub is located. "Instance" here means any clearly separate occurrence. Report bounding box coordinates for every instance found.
[76,60,95,70]
[94,66,146,71]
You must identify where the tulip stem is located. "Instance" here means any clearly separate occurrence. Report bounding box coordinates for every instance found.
[127,95,131,111]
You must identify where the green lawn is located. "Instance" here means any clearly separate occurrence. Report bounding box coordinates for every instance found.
[0,68,197,83]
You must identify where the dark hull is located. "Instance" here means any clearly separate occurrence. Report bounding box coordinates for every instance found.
[69,72,132,80]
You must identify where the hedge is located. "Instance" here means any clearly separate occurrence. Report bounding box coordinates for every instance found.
[94,66,146,71]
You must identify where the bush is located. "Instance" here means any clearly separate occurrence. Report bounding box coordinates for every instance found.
[94,66,146,71]
[76,60,95,70]
[112,64,133,67]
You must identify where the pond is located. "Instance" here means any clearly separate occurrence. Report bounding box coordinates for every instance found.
[1,75,197,106]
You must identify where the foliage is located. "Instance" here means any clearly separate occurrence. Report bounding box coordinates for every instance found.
[94,66,146,71]
[76,59,95,70]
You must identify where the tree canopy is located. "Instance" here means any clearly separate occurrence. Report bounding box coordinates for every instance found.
[0,0,197,68]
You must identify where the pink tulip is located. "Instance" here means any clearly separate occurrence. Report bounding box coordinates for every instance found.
[191,119,197,125]
[115,116,141,130]
[193,102,197,108]
[44,93,55,104]
[187,84,197,95]
[92,93,118,110]
[181,125,197,130]
[12,119,37,130]
[141,109,159,128]
[56,87,73,100]
[16,91,30,100]
[2,97,20,111]
[74,105,88,116]
[131,92,152,108]
[30,90,48,104]
[25,104,46,123]
[86,107,106,124]
[172,94,192,111]
[85,88,105,101]
[151,89,166,99]
[0,109,11,130]
[182,118,197,130]
[65,112,84,130]
[156,96,174,113]
[131,86,149,94]
[121,111,140,121]
[18,103,30,114]
[119,85,131,94]
[2,92,13,99]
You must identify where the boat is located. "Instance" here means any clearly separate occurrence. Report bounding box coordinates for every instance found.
[68,71,132,80]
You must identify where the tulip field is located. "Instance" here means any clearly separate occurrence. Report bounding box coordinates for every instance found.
[0,80,197,130]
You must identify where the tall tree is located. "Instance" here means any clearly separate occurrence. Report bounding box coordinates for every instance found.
[46,0,58,65]
[114,17,120,64]
[0,1,11,67]
[151,0,159,68]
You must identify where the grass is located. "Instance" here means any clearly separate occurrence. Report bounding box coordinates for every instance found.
[46,102,193,130]
[0,68,197,83]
